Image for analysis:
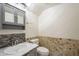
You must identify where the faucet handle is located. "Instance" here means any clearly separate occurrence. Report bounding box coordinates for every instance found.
[15,40,19,45]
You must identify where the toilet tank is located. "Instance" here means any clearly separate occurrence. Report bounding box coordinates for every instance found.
[29,39,39,45]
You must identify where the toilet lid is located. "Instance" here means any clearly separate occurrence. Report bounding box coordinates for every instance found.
[37,47,49,53]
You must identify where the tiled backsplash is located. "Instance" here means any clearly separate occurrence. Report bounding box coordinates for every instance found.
[38,36,79,56]
[0,33,25,48]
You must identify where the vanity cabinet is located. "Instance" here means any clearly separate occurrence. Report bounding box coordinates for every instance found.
[0,3,25,30]
[24,48,37,56]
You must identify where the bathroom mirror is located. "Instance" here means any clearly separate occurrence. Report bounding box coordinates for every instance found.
[17,15,24,24]
[5,11,14,23]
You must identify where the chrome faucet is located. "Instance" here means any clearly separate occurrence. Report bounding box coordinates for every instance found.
[14,40,18,45]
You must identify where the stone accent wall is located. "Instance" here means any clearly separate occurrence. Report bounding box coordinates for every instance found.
[0,33,25,48]
[38,36,79,56]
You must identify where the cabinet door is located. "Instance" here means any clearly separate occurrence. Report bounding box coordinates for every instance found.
[3,4,15,23]
[26,48,37,56]
[16,8,25,25]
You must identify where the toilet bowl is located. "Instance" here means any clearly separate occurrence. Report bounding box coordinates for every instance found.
[37,47,49,56]
[29,39,49,56]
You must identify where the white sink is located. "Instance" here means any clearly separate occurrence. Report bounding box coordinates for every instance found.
[4,47,18,54]
[4,43,27,54]
[3,42,38,55]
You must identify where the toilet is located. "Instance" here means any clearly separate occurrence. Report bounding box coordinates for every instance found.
[29,39,49,56]
[37,47,49,56]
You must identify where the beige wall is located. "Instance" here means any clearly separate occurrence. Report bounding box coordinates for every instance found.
[39,4,79,39]
[26,9,38,38]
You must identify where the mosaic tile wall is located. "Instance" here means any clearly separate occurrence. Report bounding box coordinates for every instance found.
[38,36,79,56]
[0,33,25,48]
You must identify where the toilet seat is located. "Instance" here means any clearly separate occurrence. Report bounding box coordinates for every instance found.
[37,47,49,56]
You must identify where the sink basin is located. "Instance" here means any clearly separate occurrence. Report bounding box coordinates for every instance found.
[4,43,27,54]
[3,42,38,55]
[4,47,18,54]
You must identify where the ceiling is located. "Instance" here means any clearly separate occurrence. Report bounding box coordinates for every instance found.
[27,3,60,16]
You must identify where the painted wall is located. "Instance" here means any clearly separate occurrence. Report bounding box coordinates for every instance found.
[26,9,38,38]
[39,4,79,39]
[27,3,58,16]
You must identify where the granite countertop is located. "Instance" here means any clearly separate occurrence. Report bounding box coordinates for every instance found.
[0,42,38,56]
